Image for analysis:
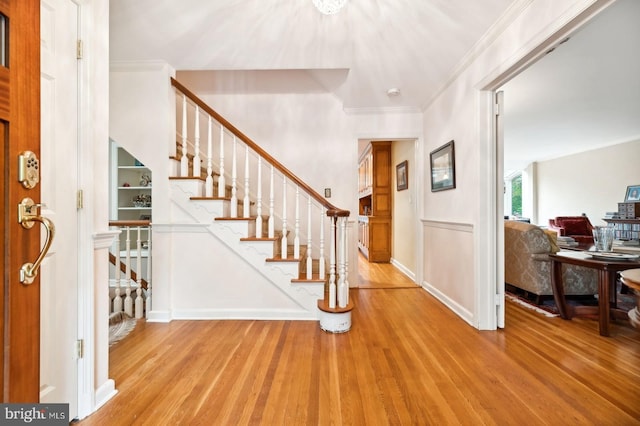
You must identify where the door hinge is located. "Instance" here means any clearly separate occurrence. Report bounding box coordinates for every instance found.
[495,293,503,306]
[494,103,501,116]
[77,189,83,209]
[77,39,83,59]
[77,339,84,359]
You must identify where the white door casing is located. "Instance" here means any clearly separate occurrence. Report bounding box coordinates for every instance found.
[40,0,80,418]
[495,91,505,328]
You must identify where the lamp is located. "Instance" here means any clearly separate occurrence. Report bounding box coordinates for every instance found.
[312,0,347,15]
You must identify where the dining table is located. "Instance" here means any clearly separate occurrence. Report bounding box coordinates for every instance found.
[548,250,640,336]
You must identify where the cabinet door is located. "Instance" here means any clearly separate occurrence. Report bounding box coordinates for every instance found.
[368,217,391,262]
[371,143,391,217]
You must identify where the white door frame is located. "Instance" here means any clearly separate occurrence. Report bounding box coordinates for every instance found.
[475,0,615,330]
[75,0,108,418]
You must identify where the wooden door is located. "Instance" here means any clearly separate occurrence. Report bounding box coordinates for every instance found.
[0,0,42,402]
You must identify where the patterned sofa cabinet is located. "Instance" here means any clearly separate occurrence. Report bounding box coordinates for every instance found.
[504,220,598,301]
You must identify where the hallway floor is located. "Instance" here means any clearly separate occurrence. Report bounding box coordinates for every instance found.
[357,252,418,289]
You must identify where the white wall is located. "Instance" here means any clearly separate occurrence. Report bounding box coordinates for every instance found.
[420,0,607,328]
[109,62,176,224]
[536,139,640,226]
[109,62,177,320]
[197,92,356,216]
[392,140,417,278]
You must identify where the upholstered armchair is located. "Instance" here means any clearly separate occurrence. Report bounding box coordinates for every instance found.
[548,215,595,244]
[504,221,598,303]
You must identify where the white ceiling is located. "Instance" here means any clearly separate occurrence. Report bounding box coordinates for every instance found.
[501,0,640,174]
[109,0,516,110]
[109,0,640,172]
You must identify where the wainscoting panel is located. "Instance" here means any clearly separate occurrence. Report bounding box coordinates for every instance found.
[421,220,475,325]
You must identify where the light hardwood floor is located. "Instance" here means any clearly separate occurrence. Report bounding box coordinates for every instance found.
[357,252,419,289]
[80,261,640,425]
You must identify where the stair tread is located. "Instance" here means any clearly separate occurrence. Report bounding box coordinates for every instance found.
[292,272,326,282]
[240,236,279,242]
[191,196,230,201]
[266,256,302,262]
[216,216,257,221]
[169,175,206,182]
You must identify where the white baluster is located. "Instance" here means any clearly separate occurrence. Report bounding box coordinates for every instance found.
[306,196,312,279]
[205,116,214,197]
[145,228,152,318]
[113,230,122,313]
[243,145,250,218]
[338,217,347,308]
[193,106,201,178]
[230,136,238,217]
[328,217,336,308]
[343,219,349,306]
[268,165,275,239]
[135,227,144,318]
[281,177,288,259]
[255,158,263,238]
[124,227,133,316]
[319,209,325,280]
[294,187,300,259]
[218,126,226,197]
[180,94,188,177]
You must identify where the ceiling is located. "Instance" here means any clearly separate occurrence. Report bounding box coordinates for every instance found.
[500,0,640,174]
[109,0,517,110]
[109,0,640,172]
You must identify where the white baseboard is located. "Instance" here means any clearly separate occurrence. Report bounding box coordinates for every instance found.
[94,379,117,412]
[421,280,474,327]
[390,258,416,282]
[146,310,172,322]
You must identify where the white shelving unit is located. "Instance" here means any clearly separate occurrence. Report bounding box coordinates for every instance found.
[109,141,152,265]
[110,141,152,221]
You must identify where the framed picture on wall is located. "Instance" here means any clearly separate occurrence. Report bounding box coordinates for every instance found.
[396,160,408,191]
[430,140,456,192]
[625,184,640,201]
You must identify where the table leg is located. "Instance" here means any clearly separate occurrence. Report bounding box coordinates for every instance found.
[598,270,611,337]
[551,259,569,319]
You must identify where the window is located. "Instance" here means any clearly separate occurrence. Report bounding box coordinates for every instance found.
[511,174,522,217]
[504,172,522,218]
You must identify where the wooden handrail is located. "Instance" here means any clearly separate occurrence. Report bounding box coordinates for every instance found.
[109,252,148,290]
[170,77,349,219]
[109,220,151,227]
[109,221,151,290]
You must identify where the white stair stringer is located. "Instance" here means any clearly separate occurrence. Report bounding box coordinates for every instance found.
[168,179,323,320]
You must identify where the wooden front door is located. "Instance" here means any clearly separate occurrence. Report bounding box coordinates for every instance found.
[1,0,42,402]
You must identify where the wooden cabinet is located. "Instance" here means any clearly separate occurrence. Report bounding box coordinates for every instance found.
[358,141,391,262]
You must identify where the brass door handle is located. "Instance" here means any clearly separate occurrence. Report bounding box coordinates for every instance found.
[18,197,56,285]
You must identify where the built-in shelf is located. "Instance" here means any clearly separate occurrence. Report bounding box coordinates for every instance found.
[110,141,152,222]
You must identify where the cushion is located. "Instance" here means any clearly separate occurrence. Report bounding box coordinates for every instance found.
[560,218,590,236]
[543,229,560,253]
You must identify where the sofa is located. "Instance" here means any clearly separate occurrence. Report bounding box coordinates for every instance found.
[548,215,595,244]
[504,220,598,302]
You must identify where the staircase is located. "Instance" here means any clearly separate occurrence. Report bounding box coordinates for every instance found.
[155,78,353,330]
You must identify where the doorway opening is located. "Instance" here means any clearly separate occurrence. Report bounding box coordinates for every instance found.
[356,138,419,290]
[488,0,636,328]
